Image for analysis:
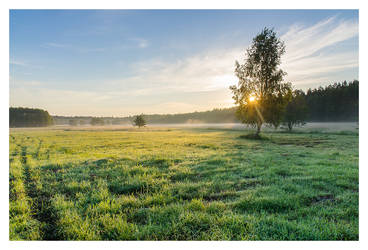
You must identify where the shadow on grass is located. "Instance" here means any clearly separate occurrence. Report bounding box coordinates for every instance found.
[238,133,270,141]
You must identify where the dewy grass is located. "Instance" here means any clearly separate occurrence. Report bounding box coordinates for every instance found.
[9,128,358,240]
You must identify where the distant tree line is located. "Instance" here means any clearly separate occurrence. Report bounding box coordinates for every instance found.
[304,80,358,121]
[283,90,308,130]
[280,80,358,130]
[10,107,53,127]
[52,108,239,125]
[54,116,114,126]
[90,117,105,126]
[133,108,238,124]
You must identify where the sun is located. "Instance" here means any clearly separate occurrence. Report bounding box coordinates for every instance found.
[249,96,256,102]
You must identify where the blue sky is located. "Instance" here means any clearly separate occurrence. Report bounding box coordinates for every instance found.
[10,10,359,116]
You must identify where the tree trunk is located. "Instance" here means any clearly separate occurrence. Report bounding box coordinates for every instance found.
[256,122,262,136]
[288,121,292,131]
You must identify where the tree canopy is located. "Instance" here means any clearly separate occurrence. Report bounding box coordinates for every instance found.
[283,90,308,130]
[10,107,53,127]
[90,117,105,126]
[305,80,358,121]
[69,119,78,126]
[230,27,292,135]
[133,114,146,128]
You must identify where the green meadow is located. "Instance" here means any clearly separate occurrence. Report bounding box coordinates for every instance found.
[9,127,359,240]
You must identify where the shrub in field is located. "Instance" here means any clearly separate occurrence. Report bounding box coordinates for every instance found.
[283,90,308,131]
[133,114,146,128]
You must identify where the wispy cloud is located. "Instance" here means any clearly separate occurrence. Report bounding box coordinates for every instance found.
[10,15,358,115]
[10,59,44,70]
[11,80,42,87]
[105,16,358,96]
[42,42,69,48]
[10,59,28,66]
[281,16,359,87]
[94,48,240,102]
[115,38,150,50]
[77,47,106,53]
[10,84,232,116]
[41,42,107,53]
[133,38,149,48]
[41,38,148,53]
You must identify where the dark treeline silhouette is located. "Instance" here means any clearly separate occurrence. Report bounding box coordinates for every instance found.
[10,107,53,127]
[304,80,358,121]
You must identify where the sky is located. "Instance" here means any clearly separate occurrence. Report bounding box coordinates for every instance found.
[9,9,359,116]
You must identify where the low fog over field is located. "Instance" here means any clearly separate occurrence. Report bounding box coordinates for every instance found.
[11,122,358,134]
[150,122,359,132]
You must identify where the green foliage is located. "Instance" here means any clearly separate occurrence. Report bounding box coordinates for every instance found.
[9,128,358,240]
[283,90,308,130]
[69,119,78,126]
[139,108,238,124]
[305,80,359,121]
[90,117,104,126]
[230,28,292,134]
[133,114,146,128]
[10,107,53,127]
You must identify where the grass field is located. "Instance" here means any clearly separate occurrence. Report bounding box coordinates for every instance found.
[9,127,359,240]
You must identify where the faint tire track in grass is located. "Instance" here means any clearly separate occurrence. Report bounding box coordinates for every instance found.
[9,139,42,240]
[21,144,61,240]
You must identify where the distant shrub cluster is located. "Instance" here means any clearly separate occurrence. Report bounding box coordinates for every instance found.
[90,117,105,126]
[9,107,53,127]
